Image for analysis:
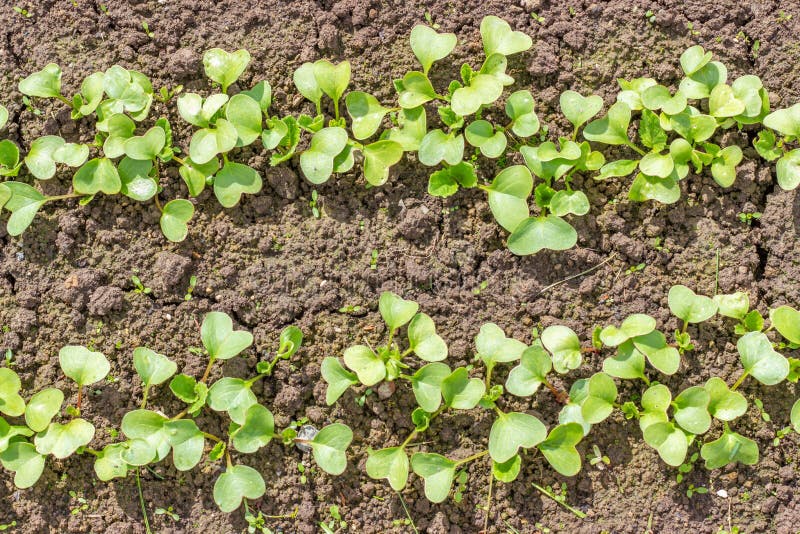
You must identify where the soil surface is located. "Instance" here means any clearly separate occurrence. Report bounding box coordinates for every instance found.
[1,0,800,533]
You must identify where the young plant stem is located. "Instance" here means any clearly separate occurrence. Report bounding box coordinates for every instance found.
[45,193,82,202]
[202,432,223,443]
[76,386,83,412]
[454,449,489,467]
[171,155,187,166]
[396,491,419,534]
[200,357,216,383]
[141,385,150,409]
[536,252,618,296]
[730,371,749,391]
[543,379,570,404]
[681,320,689,334]
[531,482,587,519]
[483,469,494,533]
[135,468,153,534]
[625,141,646,156]
[56,94,72,107]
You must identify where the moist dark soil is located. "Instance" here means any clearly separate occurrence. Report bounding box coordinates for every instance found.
[1,0,800,533]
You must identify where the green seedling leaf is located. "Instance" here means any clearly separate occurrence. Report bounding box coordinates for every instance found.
[214,161,262,208]
[583,102,631,145]
[506,345,551,397]
[710,145,742,188]
[346,91,390,140]
[19,63,62,98]
[0,442,45,488]
[410,362,451,412]
[632,330,680,375]
[704,377,747,421]
[179,157,219,197]
[59,346,110,387]
[763,102,800,138]
[639,151,674,178]
[731,75,768,123]
[397,71,437,109]
[24,136,89,180]
[226,94,263,146]
[242,80,272,113]
[480,15,532,56]
[639,384,671,432]
[700,428,758,469]
[379,291,419,330]
[579,373,617,424]
[596,159,639,181]
[713,292,749,320]
[3,182,46,236]
[121,409,171,461]
[410,25,457,74]
[668,285,717,324]
[0,140,20,176]
[203,48,251,93]
[708,84,746,118]
[208,377,257,425]
[120,438,157,466]
[600,314,656,347]
[189,119,238,165]
[465,120,507,158]
[94,443,128,481]
[771,306,800,344]
[309,423,352,475]
[680,45,713,76]
[451,74,503,116]
[428,161,477,197]
[541,325,582,373]
[169,374,208,413]
[133,347,177,388]
[0,368,25,417]
[489,411,546,463]
[505,90,540,137]
[35,418,94,459]
[628,173,680,204]
[123,126,166,160]
[775,150,800,190]
[300,127,349,184]
[159,199,194,242]
[737,331,789,385]
[213,464,265,513]
[0,104,7,130]
[672,386,711,434]
[177,93,229,128]
[493,454,521,483]
[537,423,583,476]
[641,85,687,115]
[103,113,136,158]
[366,446,409,491]
[485,165,532,233]
[387,106,427,151]
[643,422,688,466]
[0,416,33,453]
[321,357,358,405]
[118,157,157,201]
[508,215,577,256]
[313,60,351,108]
[560,90,603,130]
[293,63,322,109]
[100,65,153,118]
[441,367,485,410]
[411,453,456,503]
[679,61,727,99]
[343,345,385,386]
[25,388,63,433]
[363,140,404,186]
[201,311,254,360]
[602,341,647,381]
[73,157,121,195]
[231,404,274,453]
[418,129,464,166]
[164,419,204,471]
[550,190,590,217]
[407,313,447,362]
[791,399,800,433]
[475,323,526,365]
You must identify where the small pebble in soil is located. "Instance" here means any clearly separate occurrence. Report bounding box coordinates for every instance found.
[295,424,318,452]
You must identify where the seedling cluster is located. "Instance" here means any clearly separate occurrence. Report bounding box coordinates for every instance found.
[321,290,800,508]
[0,17,798,255]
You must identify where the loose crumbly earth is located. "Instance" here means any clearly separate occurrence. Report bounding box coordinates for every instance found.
[1,1,799,532]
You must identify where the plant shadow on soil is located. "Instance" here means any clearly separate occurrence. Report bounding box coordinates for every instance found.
[1,0,800,533]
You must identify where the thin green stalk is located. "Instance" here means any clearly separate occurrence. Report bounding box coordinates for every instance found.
[531,482,587,519]
[135,468,152,534]
[625,141,646,156]
[731,371,748,391]
[396,491,419,534]
[454,449,489,466]
[140,385,150,409]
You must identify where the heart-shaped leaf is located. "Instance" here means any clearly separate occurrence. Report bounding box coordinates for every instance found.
[628,173,680,204]
[672,386,711,434]
[639,384,671,432]
[0,442,45,488]
[428,161,476,197]
[119,157,157,201]
[189,119,238,164]
[708,84,746,118]
[387,106,427,151]
[680,45,713,76]
[775,149,800,190]
[485,165,532,232]
[321,357,358,405]
[25,388,63,433]
[207,377,257,425]
[583,102,631,145]
[643,421,688,466]
[632,330,680,375]
[410,362,451,412]
[541,325,582,373]
[418,129,464,166]
[159,199,194,242]
[668,285,718,324]
[163,419,204,471]
[771,306,800,344]
[764,102,800,138]
[410,25,457,74]
[343,345,385,386]
[560,90,603,130]
[679,61,727,99]
[639,151,674,178]
[123,126,166,161]
[121,409,172,461]
[214,161,262,208]
[600,314,657,347]
[309,423,352,475]
[489,411,546,463]
[579,372,617,424]
[102,113,136,158]
[24,136,89,180]
[300,126,349,184]
[441,367,485,410]
[465,120,507,158]
[313,60,351,106]
[133,347,177,388]
[506,345,552,397]
[737,331,789,385]
[603,341,647,381]
[507,215,578,256]
[537,422,583,476]
[366,446,409,490]
[475,323,527,365]
[410,452,457,503]
[379,291,419,330]
[35,418,94,459]
[293,63,322,108]
[120,438,157,466]
[363,140,404,186]
[0,368,25,417]
[397,71,437,109]
[641,85,687,115]
[549,190,590,217]
[59,346,110,387]
[179,157,219,197]
[713,292,750,321]
[480,15,532,56]
[73,158,121,195]
[19,63,62,98]
[225,94,263,146]
[231,403,274,453]
[505,90,540,137]
[451,74,504,116]
[710,145,742,187]
[407,313,447,362]
[700,428,759,469]
[201,311,253,360]
[203,48,251,93]
[93,443,128,482]
[177,93,229,128]
[213,464,265,513]
[704,377,747,421]
[346,91,390,140]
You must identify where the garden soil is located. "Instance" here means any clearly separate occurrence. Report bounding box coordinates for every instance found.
[1,0,799,532]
